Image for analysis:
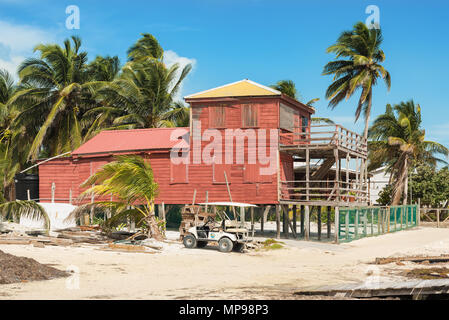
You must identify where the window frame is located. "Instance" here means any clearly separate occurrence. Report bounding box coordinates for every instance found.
[241,104,259,128]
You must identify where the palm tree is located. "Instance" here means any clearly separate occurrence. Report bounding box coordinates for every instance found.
[87,55,120,82]
[270,80,300,101]
[368,101,448,205]
[97,34,192,129]
[69,155,164,240]
[0,69,23,202]
[0,200,50,230]
[9,36,102,161]
[323,22,391,141]
[270,79,333,124]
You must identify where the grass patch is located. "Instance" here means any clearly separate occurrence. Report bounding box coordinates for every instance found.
[258,239,285,251]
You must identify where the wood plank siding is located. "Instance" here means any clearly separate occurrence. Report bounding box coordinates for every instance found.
[38,86,314,205]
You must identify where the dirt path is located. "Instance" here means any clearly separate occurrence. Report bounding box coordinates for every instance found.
[1,227,449,300]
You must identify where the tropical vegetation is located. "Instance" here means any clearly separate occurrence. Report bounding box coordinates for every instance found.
[69,155,164,240]
[0,33,192,205]
[323,22,391,140]
[368,101,449,205]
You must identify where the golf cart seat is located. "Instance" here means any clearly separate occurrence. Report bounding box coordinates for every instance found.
[226,228,248,233]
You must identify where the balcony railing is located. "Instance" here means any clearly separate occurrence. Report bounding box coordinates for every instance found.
[279,125,367,156]
[279,180,369,204]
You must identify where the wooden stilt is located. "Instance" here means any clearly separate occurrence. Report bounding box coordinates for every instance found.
[276,205,281,239]
[327,206,331,239]
[317,206,322,241]
[304,205,310,240]
[293,205,297,237]
[250,207,255,234]
[300,205,305,237]
[334,206,340,244]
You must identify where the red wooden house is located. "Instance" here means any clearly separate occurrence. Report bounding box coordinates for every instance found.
[38,79,315,206]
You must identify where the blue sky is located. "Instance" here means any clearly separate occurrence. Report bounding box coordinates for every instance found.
[0,0,448,146]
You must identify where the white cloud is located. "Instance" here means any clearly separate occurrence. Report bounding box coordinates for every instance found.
[163,50,197,102]
[0,20,55,78]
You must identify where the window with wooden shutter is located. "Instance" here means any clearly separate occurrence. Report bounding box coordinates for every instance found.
[280,103,297,132]
[242,104,258,127]
[209,105,226,128]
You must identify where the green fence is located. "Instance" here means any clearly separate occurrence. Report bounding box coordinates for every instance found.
[338,205,418,243]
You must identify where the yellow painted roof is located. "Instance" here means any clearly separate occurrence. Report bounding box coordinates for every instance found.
[185,79,281,99]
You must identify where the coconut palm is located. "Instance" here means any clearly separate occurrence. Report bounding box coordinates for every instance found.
[97,34,192,129]
[368,101,448,205]
[0,200,50,230]
[0,69,24,202]
[87,55,120,82]
[69,155,164,240]
[271,79,333,124]
[323,22,391,141]
[271,80,300,101]
[9,36,102,161]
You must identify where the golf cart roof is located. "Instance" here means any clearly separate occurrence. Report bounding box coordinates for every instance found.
[199,202,258,208]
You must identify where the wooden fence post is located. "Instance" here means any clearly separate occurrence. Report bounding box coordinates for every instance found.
[416,198,421,226]
[437,209,440,228]
[51,182,55,203]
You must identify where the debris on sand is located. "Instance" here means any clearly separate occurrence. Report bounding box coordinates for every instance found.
[404,268,449,280]
[0,250,69,285]
[375,255,449,265]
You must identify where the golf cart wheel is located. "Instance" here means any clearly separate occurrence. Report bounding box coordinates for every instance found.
[233,243,245,253]
[218,238,234,253]
[197,241,208,248]
[183,234,197,249]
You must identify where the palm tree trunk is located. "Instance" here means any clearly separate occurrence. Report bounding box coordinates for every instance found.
[362,91,373,141]
[146,214,165,241]
[392,155,408,206]
[402,156,409,205]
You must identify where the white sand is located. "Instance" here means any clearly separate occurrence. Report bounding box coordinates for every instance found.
[1,226,449,300]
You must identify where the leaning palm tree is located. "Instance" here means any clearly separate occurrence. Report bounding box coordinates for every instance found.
[368,101,448,205]
[0,200,50,231]
[9,36,102,161]
[69,155,164,240]
[323,22,391,141]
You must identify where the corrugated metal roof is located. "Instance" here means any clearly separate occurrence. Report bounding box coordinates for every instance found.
[72,128,190,156]
[185,79,281,99]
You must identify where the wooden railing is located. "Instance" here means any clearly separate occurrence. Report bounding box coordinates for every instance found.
[420,207,449,227]
[279,180,369,203]
[279,125,368,156]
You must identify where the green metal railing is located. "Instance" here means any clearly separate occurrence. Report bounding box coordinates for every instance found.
[338,205,418,243]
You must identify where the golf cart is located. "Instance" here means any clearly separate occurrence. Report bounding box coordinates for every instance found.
[182,202,257,253]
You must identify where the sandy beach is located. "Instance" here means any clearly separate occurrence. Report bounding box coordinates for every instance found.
[0,226,449,300]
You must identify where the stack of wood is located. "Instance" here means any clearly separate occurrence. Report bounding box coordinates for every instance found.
[55,227,109,244]
[0,234,74,246]
[179,205,216,240]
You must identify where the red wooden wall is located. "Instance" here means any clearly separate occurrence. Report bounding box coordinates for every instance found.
[39,96,311,205]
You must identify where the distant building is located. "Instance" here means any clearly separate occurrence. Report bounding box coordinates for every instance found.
[369,166,390,205]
